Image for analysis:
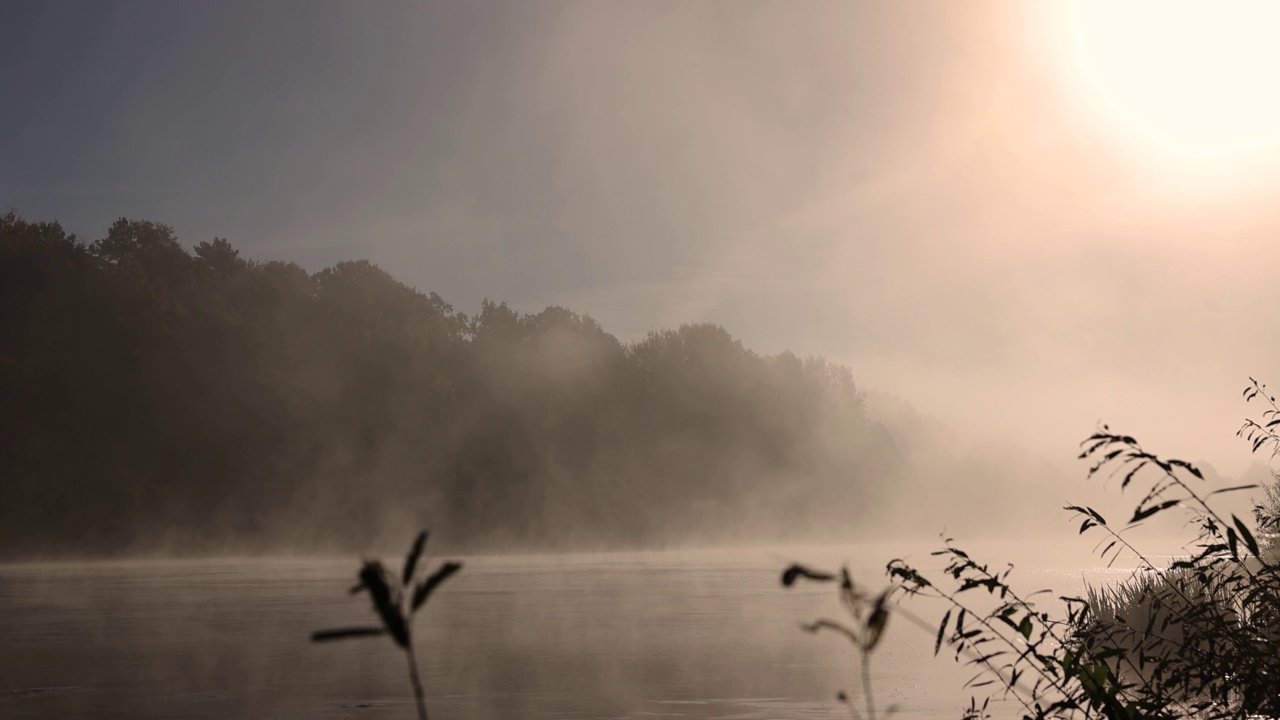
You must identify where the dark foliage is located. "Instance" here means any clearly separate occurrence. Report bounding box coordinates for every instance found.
[787,381,1280,719]
[0,212,895,557]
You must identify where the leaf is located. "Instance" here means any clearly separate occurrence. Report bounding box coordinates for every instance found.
[402,530,428,585]
[1129,499,1179,524]
[1232,515,1260,557]
[802,619,859,646]
[311,627,387,642]
[1018,616,1033,639]
[1208,484,1259,497]
[781,564,835,587]
[935,609,951,656]
[865,591,890,651]
[838,568,857,616]
[1121,463,1145,490]
[412,561,463,611]
[1064,505,1106,526]
[1168,459,1203,480]
[358,561,410,648]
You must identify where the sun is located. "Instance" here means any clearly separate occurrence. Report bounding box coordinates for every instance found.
[1069,0,1280,162]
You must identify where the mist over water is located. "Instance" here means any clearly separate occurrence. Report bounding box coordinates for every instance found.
[5,211,1181,562]
[5,1,1280,717]
[1,545,1139,720]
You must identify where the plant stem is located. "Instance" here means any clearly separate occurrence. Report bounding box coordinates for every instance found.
[860,648,875,720]
[405,642,428,720]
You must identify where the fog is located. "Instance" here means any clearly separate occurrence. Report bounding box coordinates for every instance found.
[4,1,1277,556]
[6,208,1236,558]
[7,3,1275,490]
[5,3,1280,715]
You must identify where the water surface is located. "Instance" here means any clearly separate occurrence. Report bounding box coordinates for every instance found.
[0,544,1126,719]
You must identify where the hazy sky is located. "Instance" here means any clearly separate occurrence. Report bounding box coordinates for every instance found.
[5,1,1279,474]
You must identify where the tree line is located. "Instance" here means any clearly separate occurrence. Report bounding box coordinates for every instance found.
[0,212,898,557]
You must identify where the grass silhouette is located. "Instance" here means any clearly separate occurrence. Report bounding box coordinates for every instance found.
[312,530,462,720]
[786,378,1280,719]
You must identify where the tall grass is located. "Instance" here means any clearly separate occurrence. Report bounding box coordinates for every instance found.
[1079,568,1243,701]
[788,378,1280,719]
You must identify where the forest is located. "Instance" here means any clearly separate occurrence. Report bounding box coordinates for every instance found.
[0,212,902,558]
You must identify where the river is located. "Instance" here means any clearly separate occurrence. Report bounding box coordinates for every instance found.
[0,543,1133,719]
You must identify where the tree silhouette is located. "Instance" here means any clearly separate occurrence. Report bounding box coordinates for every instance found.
[0,211,898,557]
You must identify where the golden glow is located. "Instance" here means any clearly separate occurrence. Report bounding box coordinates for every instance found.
[1071,0,1280,161]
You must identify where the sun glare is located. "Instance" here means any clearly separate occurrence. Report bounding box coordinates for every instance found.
[1070,0,1280,163]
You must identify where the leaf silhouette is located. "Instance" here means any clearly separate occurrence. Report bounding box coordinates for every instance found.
[412,561,463,611]
[865,591,890,651]
[311,627,387,642]
[1129,499,1179,524]
[781,564,836,586]
[359,561,410,647]
[802,618,860,645]
[935,609,951,656]
[403,530,428,585]
[1233,515,1260,557]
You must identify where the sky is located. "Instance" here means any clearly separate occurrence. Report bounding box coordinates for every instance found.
[4,1,1280,475]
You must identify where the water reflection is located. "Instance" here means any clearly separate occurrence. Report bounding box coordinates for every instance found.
[0,547,1112,719]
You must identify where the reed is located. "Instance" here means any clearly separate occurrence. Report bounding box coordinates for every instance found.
[311,530,462,720]
[786,378,1280,719]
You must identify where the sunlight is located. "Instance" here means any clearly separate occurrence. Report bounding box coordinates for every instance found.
[1070,0,1280,162]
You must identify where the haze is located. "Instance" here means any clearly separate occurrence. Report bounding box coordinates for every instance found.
[11,3,1280,719]
[5,1,1278,509]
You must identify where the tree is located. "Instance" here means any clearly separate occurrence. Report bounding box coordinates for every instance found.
[1,212,895,556]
